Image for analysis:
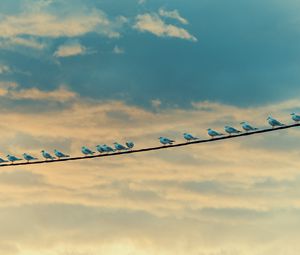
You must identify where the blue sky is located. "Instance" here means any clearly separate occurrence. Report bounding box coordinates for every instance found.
[1,0,300,109]
[1,1,300,255]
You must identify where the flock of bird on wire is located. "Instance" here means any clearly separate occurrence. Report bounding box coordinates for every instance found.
[1,113,300,164]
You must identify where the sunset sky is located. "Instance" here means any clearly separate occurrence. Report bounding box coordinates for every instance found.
[1,0,300,254]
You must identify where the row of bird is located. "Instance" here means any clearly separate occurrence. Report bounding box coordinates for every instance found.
[1,114,299,164]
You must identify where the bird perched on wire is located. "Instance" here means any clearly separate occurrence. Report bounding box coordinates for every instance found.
[102,144,115,152]
[41,150,55,160]
[7,154,22,163]
[159,137,175,145]
[23,153,38,162]
[54,149,69,159]
[240,122,258,132]
[291,113,300,122]
[207,128,224,138]
[0,157,8,163]
[81,146,95,156]
[267,116,284,128]
[126,141,134,149]
[114,142,128,151]
[183,133,198,141]
[96,145,106,153]
[224,125,241,135]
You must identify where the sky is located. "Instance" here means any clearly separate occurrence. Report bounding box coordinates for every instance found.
[1,0,300,254]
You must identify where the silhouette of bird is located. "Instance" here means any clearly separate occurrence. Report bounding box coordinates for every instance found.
[126,141,134,149]
[114,142,127,151]
[0,157,8,163]
[291,113,300,122]
[7,154,22,163]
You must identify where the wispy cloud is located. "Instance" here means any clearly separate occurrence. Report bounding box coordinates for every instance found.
[134,13,197,42]
[113,45,125,54]
[158,8,188,24]
[0,64,11,74]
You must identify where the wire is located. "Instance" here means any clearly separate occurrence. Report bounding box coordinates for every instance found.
[1,123,299,167]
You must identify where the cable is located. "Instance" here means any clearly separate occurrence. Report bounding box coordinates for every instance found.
[1,123,299,167]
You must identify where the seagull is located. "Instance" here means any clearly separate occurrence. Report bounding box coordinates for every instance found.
[126,141,134,149]
[291,113,300,122]
[240,122,258,132]
[7,154,22,163]
[114,142,128,151]
[54,149,69,159]
[183,133,198,141]
[224,125,241,135]
[102,144,115,152]
[41,150,55,160]
[81,146,95,156]
[207,128,224,138]
[96,145,106,153]
[267,116,284,128]
[159,137,175,145]
[23,153,38,162]
[0,157,8,163]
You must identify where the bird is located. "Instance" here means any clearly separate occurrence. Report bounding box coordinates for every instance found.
[23,153,38,162]
[207,128,224,138]
[54,149,69,159]
[114,142,128,151]
[41,150,55,160]
[96,145,106,153]
[0,157,8,163]
[126,141,134,149]
[224,125,241,135]
[102,144,115,152]
[183,133,198,141]
[159,137,175,145]
[81,146,95,156]
[267,116,284,128]
[7,154,22,163]
[291,113,300,122]
[240,122,258,132]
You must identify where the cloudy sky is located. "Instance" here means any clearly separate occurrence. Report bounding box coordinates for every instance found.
[1,0,300,254]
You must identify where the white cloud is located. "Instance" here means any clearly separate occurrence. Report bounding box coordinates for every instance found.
[0,64,11,74]
[134,13,197,42]
[0,82,77,102]
[54,42,87,58]
[158,8,188,25]
[113,45,125,54]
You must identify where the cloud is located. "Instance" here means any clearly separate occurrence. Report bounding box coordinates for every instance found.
[134,13,197,42]
[0,82,77,102]
[0,64,11,74]
[113,45,125,54]
[54,41,87,58]
[158,8,188,24]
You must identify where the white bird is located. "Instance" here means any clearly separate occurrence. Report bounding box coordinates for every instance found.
[267,116,284,128]
[291,113,300,122]
[240,122,258,132]
[23,153,38,162]
[126,141,134,149]
[207,128,224,138]
[41,150,55,160]
[0,157,8,163]
[54,149,69,159]
[81,146,95,156]
[183,133,198,141]
[159,137,174,145]
[114,142,127,151]
[224,125,241,135]
[7,154,22,163]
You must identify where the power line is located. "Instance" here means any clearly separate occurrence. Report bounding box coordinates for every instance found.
[1,123,299,168]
